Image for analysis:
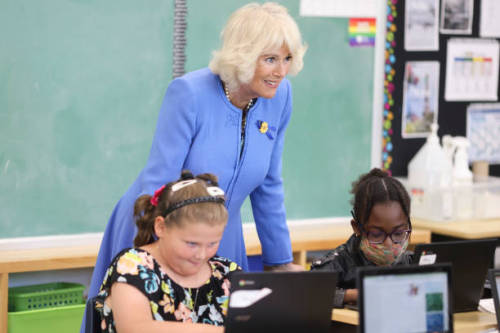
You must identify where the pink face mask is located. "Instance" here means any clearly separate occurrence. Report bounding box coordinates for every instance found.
[359,236,408,266]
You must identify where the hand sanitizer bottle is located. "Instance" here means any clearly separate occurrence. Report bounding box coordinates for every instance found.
[442,135,455,167]
[452,137,473,185]
[408,123,453,220]
[452,137,473,220]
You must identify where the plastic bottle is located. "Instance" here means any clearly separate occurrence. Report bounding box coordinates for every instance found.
[408,123,453,220]
[452,136,473,219]
[452,137,473,185]
[442,135,455,167]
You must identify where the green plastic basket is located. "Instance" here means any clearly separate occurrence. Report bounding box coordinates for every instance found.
[8,304,85,333]
[8,282,85,312]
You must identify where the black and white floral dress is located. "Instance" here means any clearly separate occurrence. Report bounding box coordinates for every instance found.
[95,248,240,332]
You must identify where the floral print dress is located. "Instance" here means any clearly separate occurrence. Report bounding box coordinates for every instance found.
[95,248,240,332]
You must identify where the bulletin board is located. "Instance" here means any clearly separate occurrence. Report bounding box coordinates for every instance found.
[382,0,500,177]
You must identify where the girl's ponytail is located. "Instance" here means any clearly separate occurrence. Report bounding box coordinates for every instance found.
[133,195,157,247]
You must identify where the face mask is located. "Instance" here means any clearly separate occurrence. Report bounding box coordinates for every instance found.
[359,236,408,266]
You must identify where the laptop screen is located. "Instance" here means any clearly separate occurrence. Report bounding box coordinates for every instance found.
[226,271,338,333]
[359,264,452,333]
[495,274,500,296]
[488,268,500,327]
[413,238,497,312]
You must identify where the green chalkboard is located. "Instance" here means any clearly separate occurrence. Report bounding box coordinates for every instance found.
[0,0,373,238]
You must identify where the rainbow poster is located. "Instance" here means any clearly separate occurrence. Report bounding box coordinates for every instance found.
[349,18,376,47]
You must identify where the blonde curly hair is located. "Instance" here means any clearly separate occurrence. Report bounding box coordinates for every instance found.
[209,2,307,91]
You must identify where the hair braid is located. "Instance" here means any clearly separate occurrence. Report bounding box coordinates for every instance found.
[350,168,411,227]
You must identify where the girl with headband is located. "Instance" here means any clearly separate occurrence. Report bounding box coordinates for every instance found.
[95,170,240,333]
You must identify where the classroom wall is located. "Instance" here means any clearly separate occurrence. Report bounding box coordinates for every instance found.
[0,0,375,239]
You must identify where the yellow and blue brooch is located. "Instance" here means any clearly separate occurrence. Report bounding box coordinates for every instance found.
[256,120,276,140]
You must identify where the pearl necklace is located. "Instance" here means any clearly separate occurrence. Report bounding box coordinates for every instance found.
[223,82,254,156]
[223,83,253,111]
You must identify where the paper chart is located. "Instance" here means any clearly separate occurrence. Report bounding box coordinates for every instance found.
[444,39,499,101]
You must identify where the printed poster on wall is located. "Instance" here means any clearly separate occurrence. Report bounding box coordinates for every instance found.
[299,0,377,17]
[467,103,500,163]
[405,0,440,51]
[402,61,440,138]
[444,38,499,101]
[440,0,474,35]
[480,0,500,38]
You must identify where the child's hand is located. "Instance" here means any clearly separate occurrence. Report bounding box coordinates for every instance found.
[344,288,358,304]
[264,262,305,272]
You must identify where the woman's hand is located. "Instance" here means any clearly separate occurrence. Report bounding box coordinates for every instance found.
[343,288,358,304]
[264,262,305,272]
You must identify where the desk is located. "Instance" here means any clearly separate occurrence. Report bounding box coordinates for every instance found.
[413,217,500,239]
[332,308,497,333]
[0,224,430,333]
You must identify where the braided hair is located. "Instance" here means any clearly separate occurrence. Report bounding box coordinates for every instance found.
[350,168,411,228]
[133,170,228,247]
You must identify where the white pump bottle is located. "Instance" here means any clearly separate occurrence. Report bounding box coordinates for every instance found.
[452,136,473,185]
[408,123,453,189]
[451,136,473,219]
[407,123,453,220]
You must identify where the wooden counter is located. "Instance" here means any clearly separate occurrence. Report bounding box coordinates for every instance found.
[332,308,497,333]
[412,217,500,239]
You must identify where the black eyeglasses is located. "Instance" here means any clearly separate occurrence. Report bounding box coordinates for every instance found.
[361,227,411,244]
[351,210,412,245]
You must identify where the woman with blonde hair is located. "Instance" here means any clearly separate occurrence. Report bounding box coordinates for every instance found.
[86,3,307,326]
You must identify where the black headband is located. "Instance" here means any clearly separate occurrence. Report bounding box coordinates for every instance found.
[163,196,225,217]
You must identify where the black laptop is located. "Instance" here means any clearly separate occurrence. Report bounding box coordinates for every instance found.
[488,268,500,328]
[413,238,497,312]
[225,271,337,333]
[358,263,453,333]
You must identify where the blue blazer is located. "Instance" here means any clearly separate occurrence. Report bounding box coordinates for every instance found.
[87,68,294,301]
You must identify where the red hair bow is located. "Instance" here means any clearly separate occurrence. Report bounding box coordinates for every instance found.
[150,185,166,207]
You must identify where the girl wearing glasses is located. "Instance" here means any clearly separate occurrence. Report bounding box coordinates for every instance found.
[311,168,413,308]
